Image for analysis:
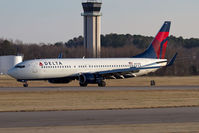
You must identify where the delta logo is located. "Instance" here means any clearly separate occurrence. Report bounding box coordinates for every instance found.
[39,62,43,66]
[39,61,63,66]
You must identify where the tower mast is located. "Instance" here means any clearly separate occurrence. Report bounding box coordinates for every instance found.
[81,0,102,58]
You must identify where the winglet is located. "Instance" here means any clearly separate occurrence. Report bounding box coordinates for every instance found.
[166,53,178,67]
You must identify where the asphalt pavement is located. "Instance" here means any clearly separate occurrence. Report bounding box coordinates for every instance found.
[0,86,199,91]
[0,107,199,128]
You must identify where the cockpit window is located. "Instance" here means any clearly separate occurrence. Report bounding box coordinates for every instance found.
[15,65,25,68]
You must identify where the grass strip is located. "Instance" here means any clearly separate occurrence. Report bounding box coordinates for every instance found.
[1,89,199,112]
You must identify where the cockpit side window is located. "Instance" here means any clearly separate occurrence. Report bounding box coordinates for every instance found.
[15,65,25,68]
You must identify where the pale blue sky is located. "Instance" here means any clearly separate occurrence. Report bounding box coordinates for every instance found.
[0,0,198,43]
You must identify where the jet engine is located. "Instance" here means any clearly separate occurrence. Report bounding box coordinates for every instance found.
[79,73,103,84]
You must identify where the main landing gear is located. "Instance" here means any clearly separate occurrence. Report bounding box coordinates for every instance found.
[79,80,106,87]
[79,82,88,87]
[98,81,106,87]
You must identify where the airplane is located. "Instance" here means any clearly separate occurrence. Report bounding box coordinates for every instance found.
[8,21,177,87]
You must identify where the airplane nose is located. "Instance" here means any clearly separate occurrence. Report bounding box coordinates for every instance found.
[7,68,15,78]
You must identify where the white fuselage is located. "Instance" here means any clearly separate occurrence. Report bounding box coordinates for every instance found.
[8,58,167,80]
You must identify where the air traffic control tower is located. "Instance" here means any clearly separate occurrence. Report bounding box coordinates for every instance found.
[81,0,102,58]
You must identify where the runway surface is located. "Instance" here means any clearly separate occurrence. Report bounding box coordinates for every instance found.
[1,107,199,128]
[0,86,199,91]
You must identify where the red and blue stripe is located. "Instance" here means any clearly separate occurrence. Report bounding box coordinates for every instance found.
[134,21,171,59]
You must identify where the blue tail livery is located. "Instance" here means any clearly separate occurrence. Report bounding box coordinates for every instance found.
[134,21,171,59]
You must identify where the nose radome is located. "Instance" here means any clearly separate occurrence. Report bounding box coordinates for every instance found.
[7,68,15,78]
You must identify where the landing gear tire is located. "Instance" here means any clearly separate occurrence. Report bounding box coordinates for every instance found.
[23,83,28,87]
[98,81,106,87]
[79,82,88,87]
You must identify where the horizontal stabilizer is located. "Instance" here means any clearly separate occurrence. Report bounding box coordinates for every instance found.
[166,53,178,67]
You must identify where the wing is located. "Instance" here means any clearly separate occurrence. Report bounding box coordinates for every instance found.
[98,67,140,79]
[95,62,166,79]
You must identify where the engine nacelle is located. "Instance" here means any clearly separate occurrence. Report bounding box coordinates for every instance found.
[123,74,136,78]
[48,78,71,84]
[79,73,102,84]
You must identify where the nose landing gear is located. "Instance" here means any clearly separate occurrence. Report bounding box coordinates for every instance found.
[17,80,29,87]
[22,81,28,87]
[23,83,28,87]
